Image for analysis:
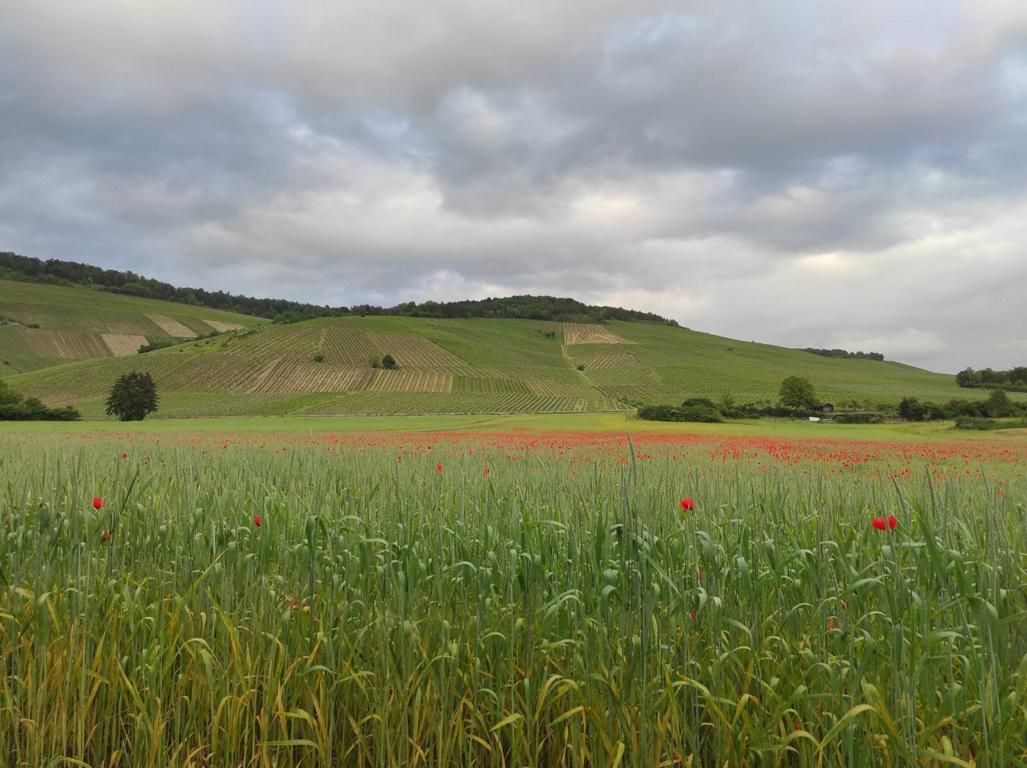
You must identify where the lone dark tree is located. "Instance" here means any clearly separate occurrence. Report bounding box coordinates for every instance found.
[779,376,818,410]
[105,371,159,421]
[381,354,398,370]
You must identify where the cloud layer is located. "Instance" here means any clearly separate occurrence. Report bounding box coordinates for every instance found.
[3,0,1027,371]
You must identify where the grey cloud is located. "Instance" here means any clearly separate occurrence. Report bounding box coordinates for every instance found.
[2,1,1027,372]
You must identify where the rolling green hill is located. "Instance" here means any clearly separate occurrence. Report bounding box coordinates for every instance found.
[6,309,984,419]
[0,279,262,376]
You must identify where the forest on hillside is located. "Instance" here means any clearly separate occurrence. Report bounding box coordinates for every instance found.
[1,251,675,326]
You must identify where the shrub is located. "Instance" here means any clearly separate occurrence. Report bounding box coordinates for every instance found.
[0,379,80,420]
[637,405,682,421]
[382,354,398,370]
[682,397,717,409]
[898,397,927,422]
[138,340,173,354]
[679,404,722,422]
[833,413,883,424]
[637,403,721,423]
[955,416,998,430]
[986,389,1014,417]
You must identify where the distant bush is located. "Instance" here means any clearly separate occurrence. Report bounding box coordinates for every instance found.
[637,400,722,423]
[637,405,681,421]
[138,340,174,354]
[680,404,722,422]
[833,412,883,424]
[313,354,325,363]
[382,354,397,370]
[682,397,717,409]
[898,396,927,421]
[955,417,998,430]
[0,379,80,420]
[719,400,809,419]
[956,416,1027,431]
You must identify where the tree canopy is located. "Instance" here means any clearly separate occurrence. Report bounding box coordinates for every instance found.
[956,366,1027,392]
[105,371,159,421]
[778,376,818,409]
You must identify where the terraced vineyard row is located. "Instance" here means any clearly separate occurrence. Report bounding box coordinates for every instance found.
[0,280,261,374]
[367,332,474,370]
[222,325,320,360]
[562,322,625,345]
[566,344,641,369]
[22,329,111,361]
[317,324,379,366]
[2,302,236,340]
[2,304,157,336]
[526,377,598,398]
[452,376,532,394]
[296,391,628,415]
[366,369,453,392]
[0,327,42,374]
[241,360,374,394]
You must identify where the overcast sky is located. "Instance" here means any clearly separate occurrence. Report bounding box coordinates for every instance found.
[2,1,1026,372]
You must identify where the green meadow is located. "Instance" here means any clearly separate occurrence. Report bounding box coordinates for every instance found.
[6,287,988,419]
[1,423,1025,766]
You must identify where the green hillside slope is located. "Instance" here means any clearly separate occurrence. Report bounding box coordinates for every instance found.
[0,279,262,375]
[8,313,979,419]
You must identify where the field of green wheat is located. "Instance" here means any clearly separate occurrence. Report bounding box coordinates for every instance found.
[1,428,1025,767]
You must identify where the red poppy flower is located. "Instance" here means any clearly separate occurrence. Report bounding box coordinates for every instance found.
[871,517,887,530]
[680,497,695,511]
[436,463,443,474]
[827,617,835,630]
[253,514,262,527]
[101,530,111,543]
[887,515,898,529]
[92,496,104,511]
[120,452,128,460]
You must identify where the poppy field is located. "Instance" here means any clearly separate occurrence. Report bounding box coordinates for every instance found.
[1,428,1026,767]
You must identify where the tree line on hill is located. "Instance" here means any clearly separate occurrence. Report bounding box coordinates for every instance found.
[955,366,1027,392]
[0,251,676,326]
[800,348,884,361]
